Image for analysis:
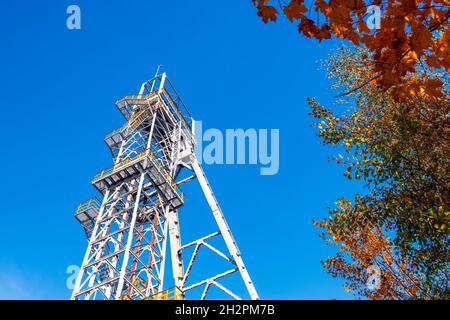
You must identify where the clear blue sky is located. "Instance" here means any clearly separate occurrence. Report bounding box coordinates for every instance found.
[0,0,363,299]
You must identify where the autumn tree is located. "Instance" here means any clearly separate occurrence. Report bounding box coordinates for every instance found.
[252,0,450,99]
[310,47,450,299]
[315,199,429,299]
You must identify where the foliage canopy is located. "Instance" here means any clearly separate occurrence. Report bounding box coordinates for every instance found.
[309,47,450,299]
[253,0,450,99]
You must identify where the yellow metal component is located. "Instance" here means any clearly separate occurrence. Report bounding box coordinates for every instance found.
[133,276,147,291]
[93,150,148,181]
[93,149,184,200]
[112,150,148,172]
[116,93,156,105]
[76,197,101,214]
[119,287,183,301]
[148,286,184,300]
[128,107,146,122]
[125,93,153,101]
[126,107,150,132]
[105,102,160,142]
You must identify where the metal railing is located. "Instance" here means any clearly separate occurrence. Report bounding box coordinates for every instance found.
[104,109,147,142]
[93,150,184,201]
[104,125,125,141]
[118,286,183,301]
[116,93,156,104]
[75,197,101,215]
[93,150,148,181]
[149,286,183,300]
[148,151,184,201]
[104,104,160,141]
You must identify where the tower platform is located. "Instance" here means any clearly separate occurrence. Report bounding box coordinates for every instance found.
[92,150,184,208]
[74,197,101,238]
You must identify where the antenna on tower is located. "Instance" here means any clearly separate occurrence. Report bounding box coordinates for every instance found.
[148,64,163,93]
[154,64,162,77]
[139,65,163,94]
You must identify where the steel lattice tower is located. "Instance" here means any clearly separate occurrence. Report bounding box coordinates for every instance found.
[71,72,259,300]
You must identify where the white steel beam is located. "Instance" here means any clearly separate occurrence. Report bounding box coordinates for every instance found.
[189,154,260,300]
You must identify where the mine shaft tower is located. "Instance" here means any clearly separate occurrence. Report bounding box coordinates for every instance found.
[71,72,259,300]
